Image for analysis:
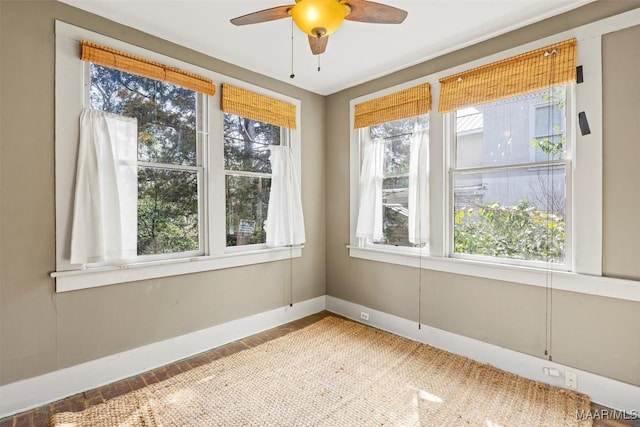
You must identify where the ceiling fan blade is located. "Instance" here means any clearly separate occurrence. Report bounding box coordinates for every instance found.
[230,5,294,26]
[343,0,407,24]
[309,35,328,55]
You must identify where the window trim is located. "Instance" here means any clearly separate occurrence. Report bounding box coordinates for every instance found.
[52,246,303,292]
[53,21,302,292]
[349,10,640,302]
[348,245,640,303]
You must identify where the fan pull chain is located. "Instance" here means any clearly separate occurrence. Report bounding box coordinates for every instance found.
[543,48,557,362]
[290,20,295,79]
[417,122,423,331]
[289,244,293,307]
[317,54,321,72]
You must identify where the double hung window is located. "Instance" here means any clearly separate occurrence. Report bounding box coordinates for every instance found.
[353,83,431,251]
[440,38,577,269]
[87,62,206,259]
[450,86,571,265]
[223,114,281,247]
[362,115,429,247]
[219,83,302,249]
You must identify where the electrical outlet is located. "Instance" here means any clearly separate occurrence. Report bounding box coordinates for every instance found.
[360,312,370,321]
[565,371,578,389]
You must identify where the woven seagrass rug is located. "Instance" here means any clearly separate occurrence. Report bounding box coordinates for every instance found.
[50,316,591,426]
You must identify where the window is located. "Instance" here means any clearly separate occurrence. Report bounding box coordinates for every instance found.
[223,113,281,247]
[437,38,578,269]
[53,22,303,291]
[350,29,621,294]
[365,115,429,247]
[352,82,432,253]
[451,86,572,266]
[87,63,206,258]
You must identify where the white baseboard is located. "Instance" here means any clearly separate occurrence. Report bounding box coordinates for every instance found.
[0,296,326,418]
[326,296,640,415]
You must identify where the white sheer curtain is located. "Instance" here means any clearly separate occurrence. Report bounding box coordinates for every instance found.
[408,130,429,244]
[355,137,385,241]
[70,108,138,264]
[265,145,305,246]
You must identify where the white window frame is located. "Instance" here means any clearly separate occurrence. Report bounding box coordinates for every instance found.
[349,9,640,303]
[52,22,302,292]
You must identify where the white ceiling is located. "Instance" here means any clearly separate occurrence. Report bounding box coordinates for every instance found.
[58,0,593,95]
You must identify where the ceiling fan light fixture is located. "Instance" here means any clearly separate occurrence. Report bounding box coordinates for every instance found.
[290,0,347,37]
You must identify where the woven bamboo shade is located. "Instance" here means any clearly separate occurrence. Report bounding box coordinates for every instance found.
[80,40,216,95]
[438,38,576,113]
[221,84,297,129]
[354,83,431,129]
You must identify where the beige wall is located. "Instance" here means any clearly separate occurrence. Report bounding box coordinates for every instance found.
[0,0,325,384]
[326,1,640,386]
[602,22,640,280]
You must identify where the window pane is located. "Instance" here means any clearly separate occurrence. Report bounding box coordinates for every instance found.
[384,135,411,175]
[534,105,563,138]
[89,64,198,166]
[223,114,280,174]
[224,138,272,173]
[370,115,429,139]
[223,114,280,145]
[137,167,199,255]
[226,175,271,246]
[376,177,412,247]
[455,86,567,169]
[453,166,566,262]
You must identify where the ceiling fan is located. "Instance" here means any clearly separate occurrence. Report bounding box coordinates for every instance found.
[230,0,407,55]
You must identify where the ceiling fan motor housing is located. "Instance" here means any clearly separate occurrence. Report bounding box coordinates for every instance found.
[290,0,348,37]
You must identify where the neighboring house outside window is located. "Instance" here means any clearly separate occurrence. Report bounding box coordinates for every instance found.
[531,95,566,163]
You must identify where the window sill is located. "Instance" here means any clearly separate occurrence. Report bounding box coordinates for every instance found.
[52,246,303,293]
[348,246,640,303]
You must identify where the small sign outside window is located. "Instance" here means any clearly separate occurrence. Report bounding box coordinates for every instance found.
[238,220,256,234]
